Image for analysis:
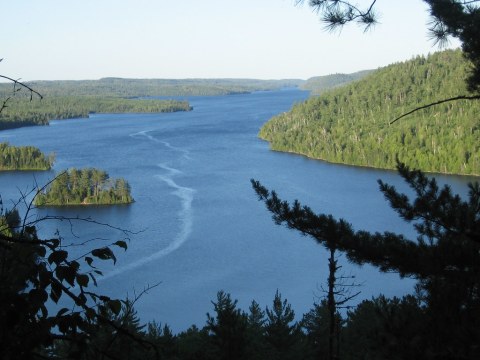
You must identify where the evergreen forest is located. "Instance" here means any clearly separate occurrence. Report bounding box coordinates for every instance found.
[300,70,373,95]
[0,142,54,170]
[1,1,480,359]
[34,168,134,206]
[260,49,480,175]
[33,290,431,360]
[0,78,304,131]
[0,96,192,130]
[8,78,304,98]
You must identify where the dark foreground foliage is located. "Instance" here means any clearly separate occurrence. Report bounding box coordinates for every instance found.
[252,161,480,359]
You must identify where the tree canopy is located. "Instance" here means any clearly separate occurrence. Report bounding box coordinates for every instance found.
[0,142,54,170]
[35,168,134,206]
[260,49,480,175]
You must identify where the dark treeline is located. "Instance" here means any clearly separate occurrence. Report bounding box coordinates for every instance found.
[47,290,430,360]
[0,142,54,170]
[0,96,192,130]
[260,49,480,176]
[35,168,133,206]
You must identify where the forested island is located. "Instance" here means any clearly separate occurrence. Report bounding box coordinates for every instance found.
[260,49,480,176]
[0,97,192,130]
[35,168,133,206]
[0,142,54,170]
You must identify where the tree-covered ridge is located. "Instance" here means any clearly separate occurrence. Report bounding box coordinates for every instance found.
[0,142,54,170]
[0,96,192,130]
[259,49,480,176]
[300,69,374,94]
[0,78,304,98]
[0,78,304,131]
[35,168,133,206]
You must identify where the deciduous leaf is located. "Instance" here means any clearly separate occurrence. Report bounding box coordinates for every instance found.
[85,256,94,267]
[25,226,36,235]
[99,295,111,302]
[89,273,98,286]
[48,250,68,265]
[55,265,76,286]
[76,274,89,287]
[50,280,63,303]
[91,247,116,264]
[108,299,122,315]
[113,240,128,251]
[29,288,48,308]
[85,308,96,321]
[56,308,69,317]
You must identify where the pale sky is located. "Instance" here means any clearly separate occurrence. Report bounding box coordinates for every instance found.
[1,0,460,81]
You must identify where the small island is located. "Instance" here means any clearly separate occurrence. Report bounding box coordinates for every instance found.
[0,142,55,171]
[35,168,134,206]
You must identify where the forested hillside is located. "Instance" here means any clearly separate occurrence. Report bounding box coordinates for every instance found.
[300,69,373,94]
[260,49,480,176]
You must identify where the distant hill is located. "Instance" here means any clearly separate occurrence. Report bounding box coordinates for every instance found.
[259,49,480,176]
[0,78,304,130]
[0,78,305,98]
[300,70,374,94]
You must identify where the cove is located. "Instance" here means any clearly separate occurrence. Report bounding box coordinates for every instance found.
[0,88,475,332]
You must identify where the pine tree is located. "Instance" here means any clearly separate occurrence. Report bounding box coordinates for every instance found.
[252,162,480,358]
[206,291,248,360]
[264,290,305,360]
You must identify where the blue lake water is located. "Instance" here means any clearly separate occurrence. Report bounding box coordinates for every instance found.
[0,89,476,332]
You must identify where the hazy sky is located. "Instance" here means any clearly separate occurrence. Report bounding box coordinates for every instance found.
[1,0,459,81]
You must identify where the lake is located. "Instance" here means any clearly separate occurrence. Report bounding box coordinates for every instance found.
[0,88,476,332]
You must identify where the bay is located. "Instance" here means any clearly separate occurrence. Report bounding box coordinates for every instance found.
[0,89,475,332]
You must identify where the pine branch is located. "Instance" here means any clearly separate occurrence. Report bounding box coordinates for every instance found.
[390,94,480,124]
